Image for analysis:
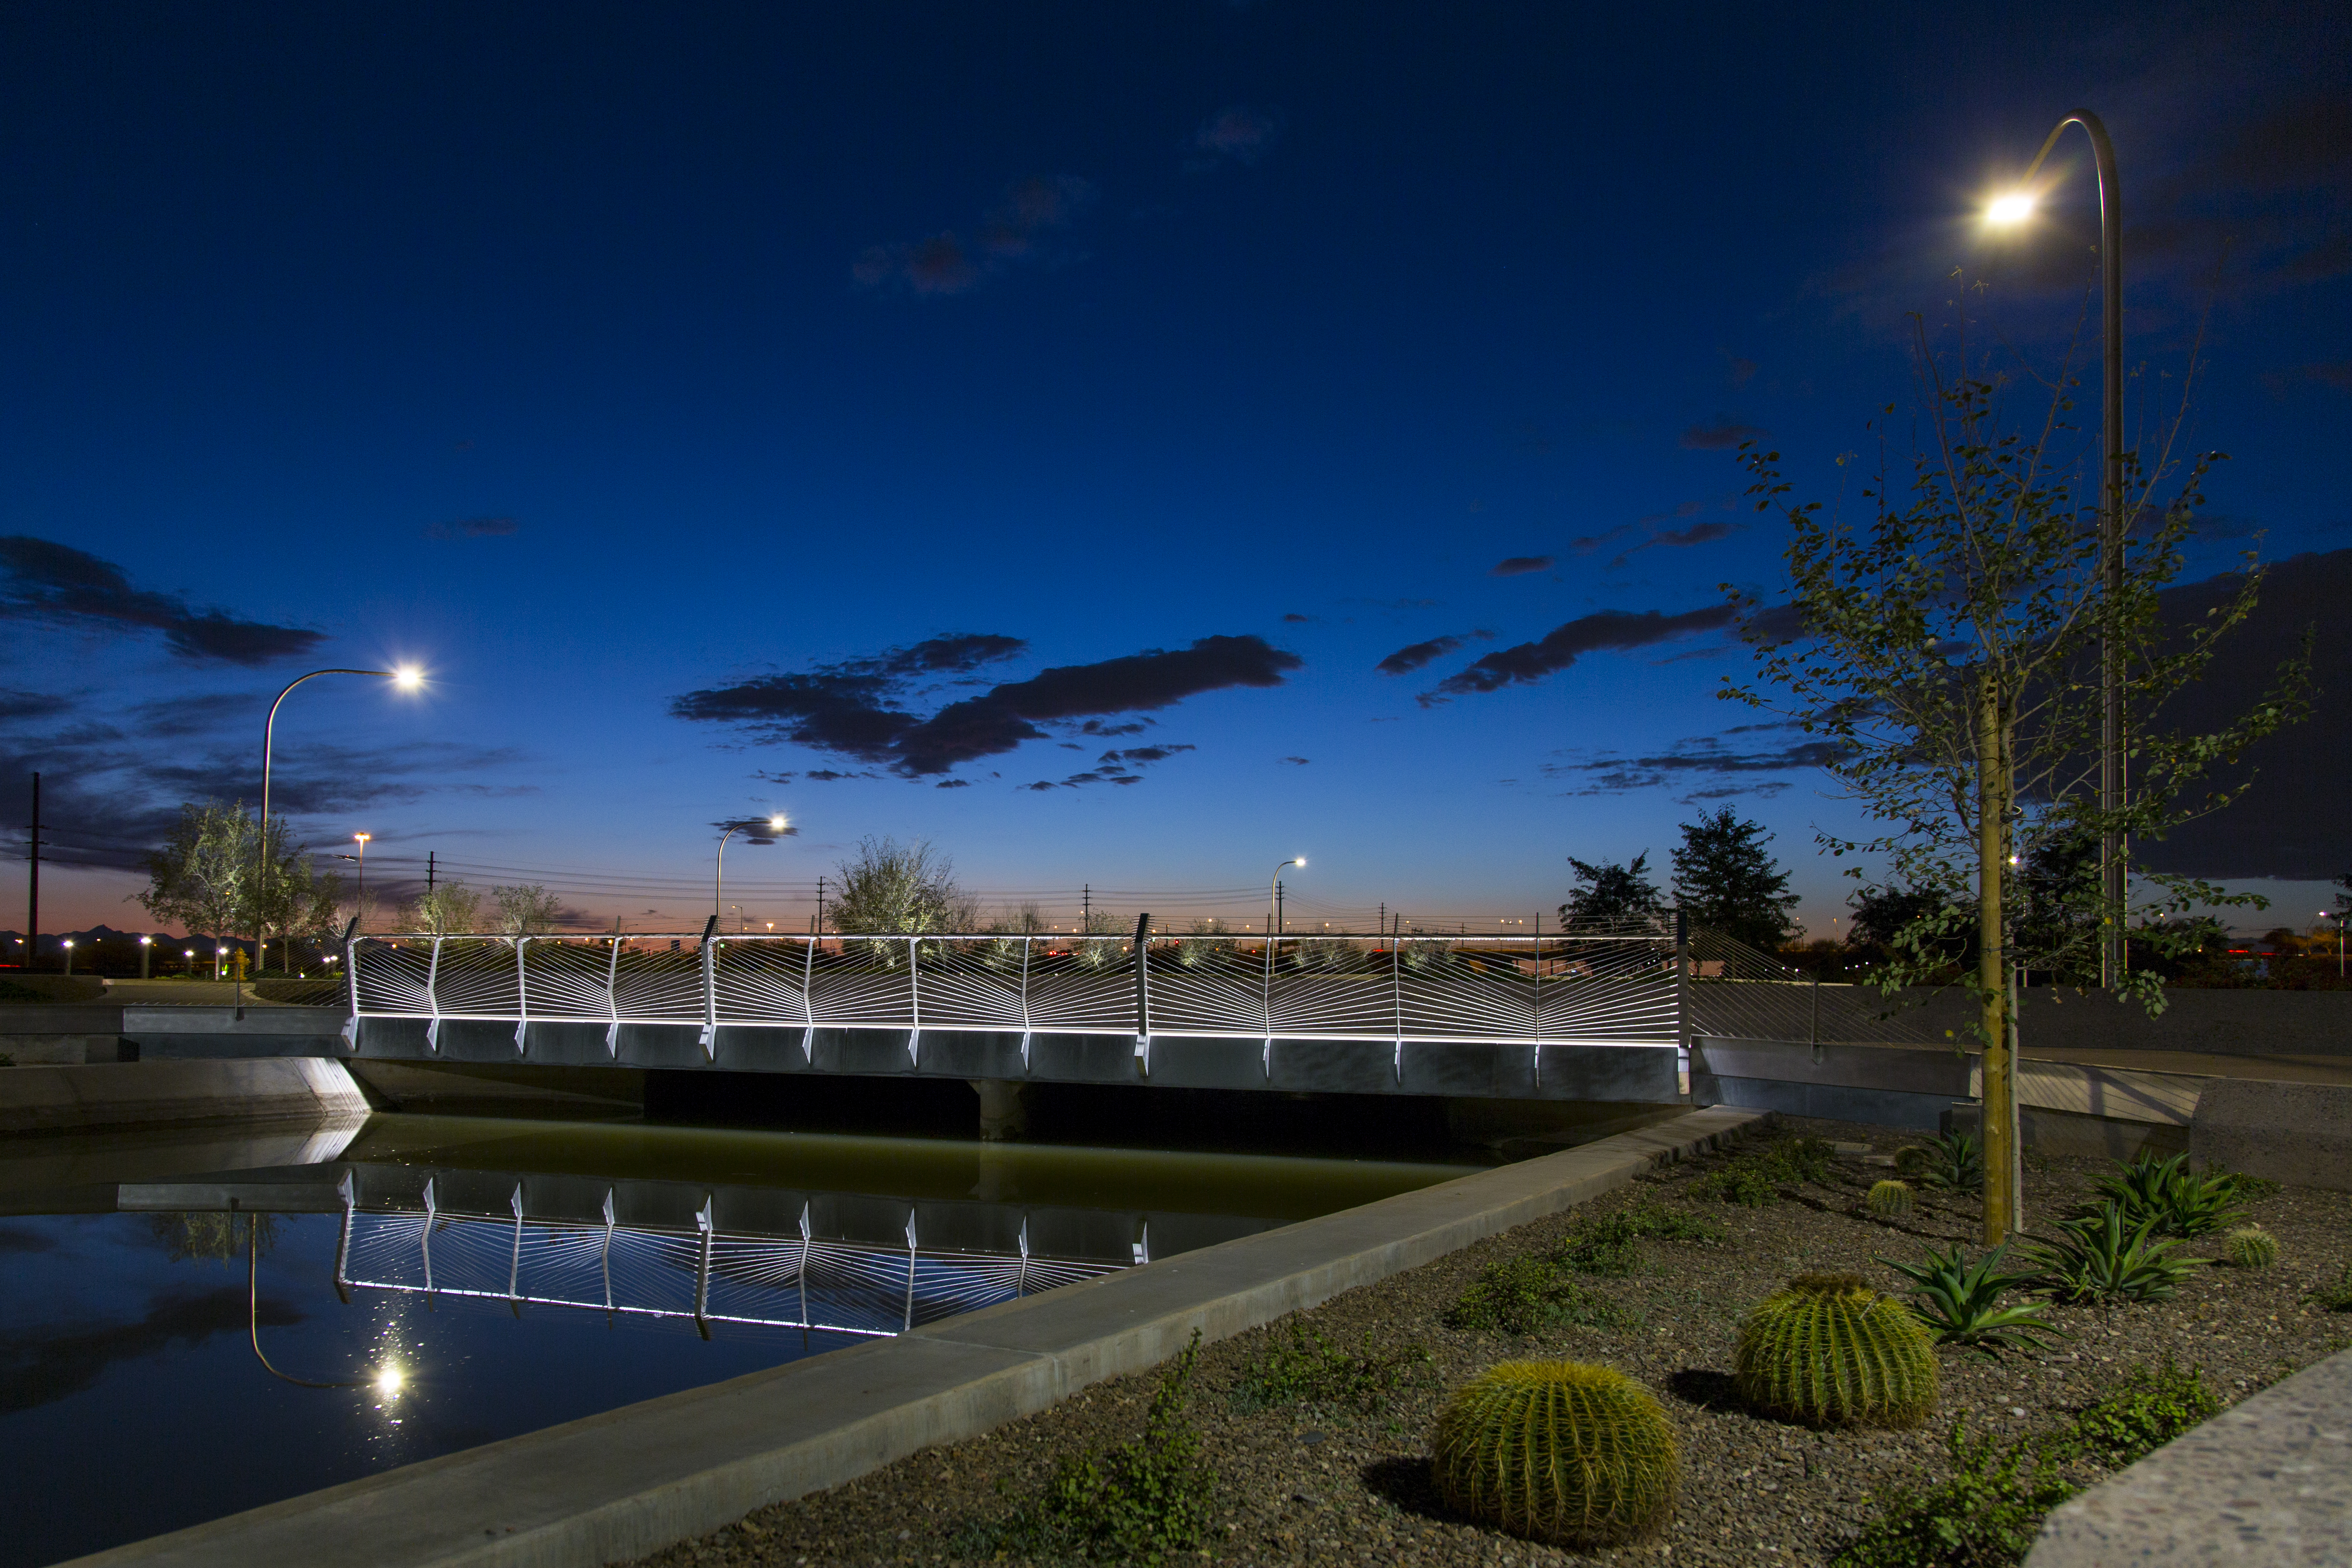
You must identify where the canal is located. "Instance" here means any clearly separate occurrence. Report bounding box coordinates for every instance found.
[3,1102,1521,1566]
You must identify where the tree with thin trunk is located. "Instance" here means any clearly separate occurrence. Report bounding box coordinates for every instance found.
[137,802,255,955]
[1725,319,2306,1245]
[405,882,482,936]
[493,883,564,937]
[1557,853,1664,929]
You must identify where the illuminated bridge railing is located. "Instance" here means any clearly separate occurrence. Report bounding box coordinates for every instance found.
[346,929,1685,1061]
[331,1173,1126,1338]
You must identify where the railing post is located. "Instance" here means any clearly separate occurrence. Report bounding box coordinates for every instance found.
[1260,926,1275,1080]
[1391,917,1404,1085]
[507,1181,525,1311]
[425,937,443,1054]
[907,935,921,1065]
[1019,936,1033,1071]
[693,1196,714,1341]
[600,1188,616,1315]
[800,933,816,1064]
[1132,912,1153,1072]
[332,1170,355,1305]
[698,915,718,1060]
[421,1175,437,1297]
[513,936,530,1057]
[340,923,361,1051]
[604,936,622,1058]
[1531,913,1543,1091]
[1675,909,1692,1097]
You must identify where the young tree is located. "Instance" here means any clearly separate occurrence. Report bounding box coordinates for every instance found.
[492,883,564,937]
[1557,853,1664,928]
[138,802,255,949]
[1671,808,1801,950]
[405,881,482,935]
[1727,326,2306,1244]
[831,837,968,935]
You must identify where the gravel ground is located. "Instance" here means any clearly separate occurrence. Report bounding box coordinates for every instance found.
[629,1116,2352,1567]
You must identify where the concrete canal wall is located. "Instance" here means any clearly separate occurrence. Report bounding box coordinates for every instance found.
[65,1104,1764,1568]
[0,1057,369,1137]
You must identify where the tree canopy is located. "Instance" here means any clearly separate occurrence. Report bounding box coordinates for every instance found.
[1558,852,1664,929]
[1670,809,1800,950]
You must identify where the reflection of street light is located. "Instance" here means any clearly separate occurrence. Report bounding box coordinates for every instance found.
[1269,857,1305,938]
[215,945,229,981]
[1988,110,2125,987]
[715,816,791,923]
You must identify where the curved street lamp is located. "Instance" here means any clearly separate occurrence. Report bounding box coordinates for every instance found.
[252,667,422,996]
[1268,857,1305,939]
[715,816,792,923]
[1985,111,2124,987]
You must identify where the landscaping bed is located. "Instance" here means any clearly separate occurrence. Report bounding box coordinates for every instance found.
[631,1115,2352,1567]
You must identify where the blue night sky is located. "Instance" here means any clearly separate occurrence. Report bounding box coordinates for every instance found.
[4,1,2347,937]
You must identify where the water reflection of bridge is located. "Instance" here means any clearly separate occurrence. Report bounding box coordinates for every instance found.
[123,1164,1278,1340]
[339,926,1925,1100]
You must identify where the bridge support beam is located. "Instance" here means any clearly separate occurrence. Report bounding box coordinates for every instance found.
[970,1078,1031,1142]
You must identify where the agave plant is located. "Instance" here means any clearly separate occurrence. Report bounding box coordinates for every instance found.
[1879,1242,2066,1353]
[2024,1204,2204,1304]
[2091,1153,2245,1238]
[1911,1131,1984,1195]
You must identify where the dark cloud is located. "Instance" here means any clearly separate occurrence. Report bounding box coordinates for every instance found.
[1679,420,1768,450]
[1099,745,1195,765]
[676,635,1298,781]
[1080,718,1150,737]
[1724,353,1758,386]
[1490,556,1555,577]
[1281,612,1315,623]
[1544,734,1841,799]
[710,817,799,846]
[1423,605,1737,703]
[424,516,517,540]
[803,769,872,782]
[1609,520,1742,569]
[1280,755,1310,765]
[0,538,326,666]
[0,690,71,724]
[1569,525,1635,556]
[1193,105,1280,163]
[0,1287,300,1415]
[1376,635,1464,676]
[853,176,1096,296]
[934,778,972,789]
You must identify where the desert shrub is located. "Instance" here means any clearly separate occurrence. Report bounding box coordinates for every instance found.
[2091,1153,2244,1238]
[2051,1353,2221,1468]
[1443,1255,1630,1335]
[1695,1136,1836,1207]
[1735,1274,1939,1427]
[1831,1417,2075,1568]
[951,1331,1214,1564]
[1551,1202,1726,1276]
[1431,1360,1677,1547]
[1911,1132,1984,1195]
[1229,1319,1431,1413]
[2307,1263,2352,1311]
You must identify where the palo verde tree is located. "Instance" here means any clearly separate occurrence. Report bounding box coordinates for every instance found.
[1671,808,1800,951]
[1726,320,2305,1243]
[831,836,975,960]
[138,801,256,952]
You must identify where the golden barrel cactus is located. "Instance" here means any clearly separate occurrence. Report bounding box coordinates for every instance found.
[1735,1273,1938,1427]
[1430,1360,1677,1546]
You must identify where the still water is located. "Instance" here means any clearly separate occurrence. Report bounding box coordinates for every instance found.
[2,1112,1487,1566]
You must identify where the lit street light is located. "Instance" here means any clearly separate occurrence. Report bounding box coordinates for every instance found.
[252,666,422,1000]
[352,834,371,928]
[1987,110,2124,988]
[715,816,792,923]
[1269,857,1305,939]
[60,938,73,977]
[139,934,152,980]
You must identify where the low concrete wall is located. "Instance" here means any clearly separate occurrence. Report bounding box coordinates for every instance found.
[1902,986,2352,1055]
[0,1058,369,1137]
[68,1105,1762,1568]
[2192,1078,2352,1190]
[2027,1347,2352,1566]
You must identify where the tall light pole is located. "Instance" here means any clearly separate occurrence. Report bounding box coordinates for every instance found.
[1986,110,2124,989]
[1269,857,1305,939]
[351,834,371,929]
[253,667,421,987]
[716,816,791,922]
[139,934,152,980]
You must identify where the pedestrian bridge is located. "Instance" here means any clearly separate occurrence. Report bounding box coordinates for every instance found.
[338,925,1931,1103]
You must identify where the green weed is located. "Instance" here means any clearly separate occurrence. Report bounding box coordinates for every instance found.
[1831,1416,2075,1568]
[1694,1136,1836,1206]
[950,1331,1215,1565]
[1228,1319,1431,1414]
[1442,1254,1632,1335]
[2050,1353,2221,1468]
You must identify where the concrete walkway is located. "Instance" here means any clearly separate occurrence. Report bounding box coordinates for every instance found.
[66,1104,1762,1568]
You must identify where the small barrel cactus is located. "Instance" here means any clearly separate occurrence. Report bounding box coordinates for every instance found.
[1892,1146,1928,1179]
[1430,1360,1678,1547]
[1735,1274,1938,1428]
[2224,1224,2278,1269]
[1867,1179,1915,1218]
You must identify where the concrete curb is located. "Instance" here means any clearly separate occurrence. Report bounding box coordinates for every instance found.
[2026,1347,2352,1566]
[0,1058,369,1136]
[66,1104,1764,1568]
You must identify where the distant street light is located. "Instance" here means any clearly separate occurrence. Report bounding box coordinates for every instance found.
[139,934,152,980]
[214,944,228,982]
[716,815,792,922]
[60,938,73,976]
[1269,857,1305,938]
[352,834,371,928]
[1986,110,2124,987]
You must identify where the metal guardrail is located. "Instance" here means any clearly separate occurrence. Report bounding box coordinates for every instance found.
[331,1172,1124,1339]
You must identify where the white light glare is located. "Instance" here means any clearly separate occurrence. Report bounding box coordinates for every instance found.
[375,1364,405,1396]
[1986,192,2035,225]
[393,666,423,690]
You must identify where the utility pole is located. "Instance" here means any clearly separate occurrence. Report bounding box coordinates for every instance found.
[1083,884,1092,926]
[1276,882,1285,936]
[24,772,39,973]
[427,851,436,891]
[814,875,827,935]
